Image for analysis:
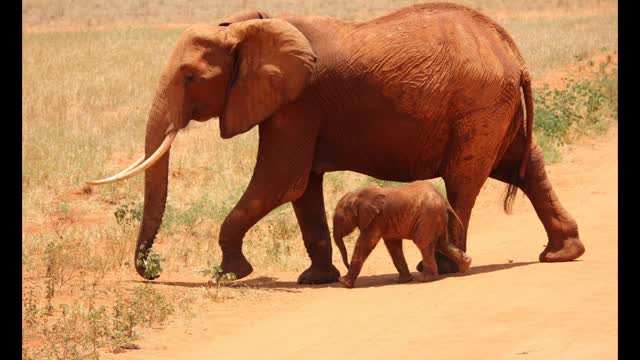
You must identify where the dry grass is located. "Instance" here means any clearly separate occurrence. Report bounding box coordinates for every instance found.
[22,0,617,357]
[22,0,615,28]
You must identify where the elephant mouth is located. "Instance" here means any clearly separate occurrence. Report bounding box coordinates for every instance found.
[85,130,178,186]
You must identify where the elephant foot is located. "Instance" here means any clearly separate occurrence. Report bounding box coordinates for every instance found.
[221,253,254,279]
[539,236,585,262]
[297,263,340,285]
[338,275,354,288]
[397,273,414,283]
[417,253,460,274]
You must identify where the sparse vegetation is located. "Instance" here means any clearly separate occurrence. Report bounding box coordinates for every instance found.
[23,283,174,359]
[22,0,617,358]
[534,61,618,162]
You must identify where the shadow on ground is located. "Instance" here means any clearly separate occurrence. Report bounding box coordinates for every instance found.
[134,260,550,291]
[250,261,542,289]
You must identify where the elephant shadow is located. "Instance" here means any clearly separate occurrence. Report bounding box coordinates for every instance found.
[236,260,543,290]
[134,261,547,291]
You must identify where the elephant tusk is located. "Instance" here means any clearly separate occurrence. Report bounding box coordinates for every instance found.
[113,154,146,176]
[86,131,178,186]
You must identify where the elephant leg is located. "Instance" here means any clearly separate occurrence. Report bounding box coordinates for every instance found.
[292,172,340,284]
[418,109,512,274]
[490,134,583,262]
[428,162,491,273]
[383,238,413,283]
[219,119,317,279]
[219,178,304,279]
[412,158,492,275]
[339,228,382,288]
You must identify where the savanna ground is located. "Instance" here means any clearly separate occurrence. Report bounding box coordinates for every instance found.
[22,1,618,359]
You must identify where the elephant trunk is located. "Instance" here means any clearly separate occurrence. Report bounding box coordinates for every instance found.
[134,90,173,279]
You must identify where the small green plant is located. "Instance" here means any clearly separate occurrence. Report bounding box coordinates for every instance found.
[200,262,237,284]
[199,261,238,300]
[136,247,165,280]
[114,202,142,226]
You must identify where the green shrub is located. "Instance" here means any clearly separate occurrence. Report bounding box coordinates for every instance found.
[136,248,165,280]
[534,62,617,161]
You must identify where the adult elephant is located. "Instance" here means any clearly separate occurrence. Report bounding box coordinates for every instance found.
[88,3,584,284]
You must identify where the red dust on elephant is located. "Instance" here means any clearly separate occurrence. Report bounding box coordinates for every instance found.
[88,3,584,284]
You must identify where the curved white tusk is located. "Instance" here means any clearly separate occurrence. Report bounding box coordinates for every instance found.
[86,131,177,186]
[113,154,145,177]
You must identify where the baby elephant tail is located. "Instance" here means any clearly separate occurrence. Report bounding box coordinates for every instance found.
[334,233,350,270]
[446,204,465,251]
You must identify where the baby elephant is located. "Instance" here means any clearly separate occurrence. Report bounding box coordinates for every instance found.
[332,181,472,288]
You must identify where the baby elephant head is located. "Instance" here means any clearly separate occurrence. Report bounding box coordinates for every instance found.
[332,184,386,269]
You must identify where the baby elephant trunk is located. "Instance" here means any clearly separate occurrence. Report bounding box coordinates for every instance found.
[333,229,350,270]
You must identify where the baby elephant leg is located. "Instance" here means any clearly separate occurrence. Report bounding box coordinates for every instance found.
[437,241,472,273]
[383,238,413,283]
[339,229,381,288]
[414,235,439,282]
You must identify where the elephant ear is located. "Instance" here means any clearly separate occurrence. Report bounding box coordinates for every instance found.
[220,19,316,139]
[353,186,386,230]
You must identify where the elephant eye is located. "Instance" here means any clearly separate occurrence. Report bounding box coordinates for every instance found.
[184,73,195,85]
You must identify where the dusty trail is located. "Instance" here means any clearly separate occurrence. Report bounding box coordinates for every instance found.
[105,129,617,359]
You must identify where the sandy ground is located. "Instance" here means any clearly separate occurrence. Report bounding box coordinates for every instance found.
[100,127,617,359]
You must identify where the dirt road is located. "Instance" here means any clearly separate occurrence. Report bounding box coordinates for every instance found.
[105,129,617,359]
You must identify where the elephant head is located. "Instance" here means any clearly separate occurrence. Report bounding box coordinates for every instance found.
[332,184,386,270]
[86,19,316,279]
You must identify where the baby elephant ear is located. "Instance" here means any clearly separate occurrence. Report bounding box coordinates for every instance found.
[356,190,386,230]
[220,19,316,138]
[218,10,270,26]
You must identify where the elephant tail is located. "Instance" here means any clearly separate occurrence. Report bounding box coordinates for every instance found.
[334,234,350,270]
[519,71,534,180]
[503,70,534,213]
